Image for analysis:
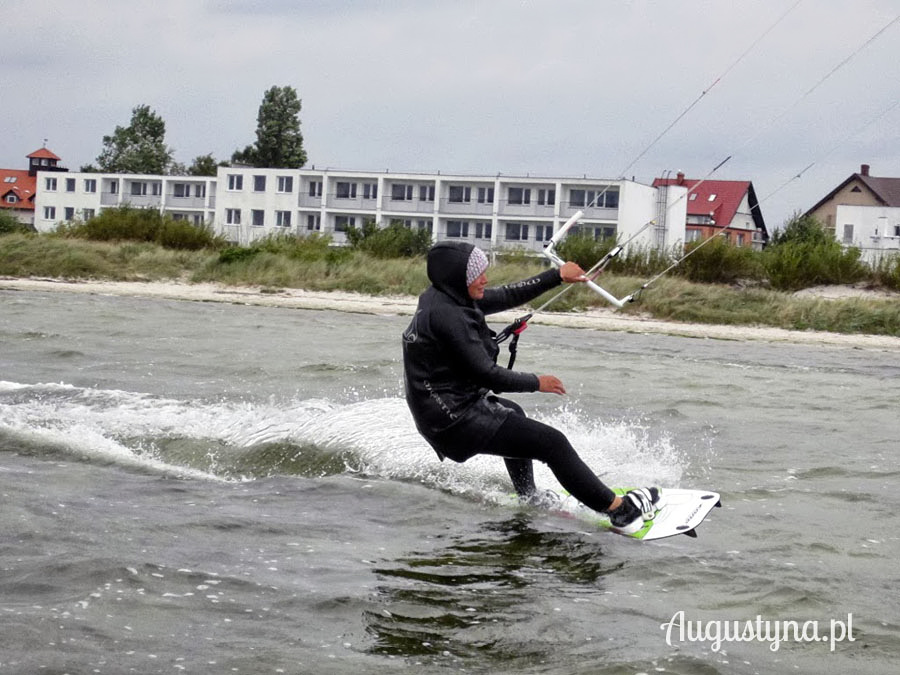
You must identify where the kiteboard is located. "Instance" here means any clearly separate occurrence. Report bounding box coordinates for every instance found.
[515,487,721,541]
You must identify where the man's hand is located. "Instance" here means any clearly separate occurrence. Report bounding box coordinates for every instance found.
[559,261,588,283]
[538,375,566,395]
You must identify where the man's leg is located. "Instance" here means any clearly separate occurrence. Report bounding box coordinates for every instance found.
[486,412,617,513]
[491,397,538,499]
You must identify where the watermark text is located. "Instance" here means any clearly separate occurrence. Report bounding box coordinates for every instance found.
[660,610,856,652]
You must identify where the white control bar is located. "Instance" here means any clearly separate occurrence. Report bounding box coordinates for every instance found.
[542,210,632,309]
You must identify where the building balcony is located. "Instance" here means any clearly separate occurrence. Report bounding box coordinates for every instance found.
[439,200,494,216]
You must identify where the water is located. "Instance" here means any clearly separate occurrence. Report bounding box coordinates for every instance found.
[1,289,898,674]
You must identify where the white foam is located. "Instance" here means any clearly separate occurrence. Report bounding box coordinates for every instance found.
[1,381,689,496]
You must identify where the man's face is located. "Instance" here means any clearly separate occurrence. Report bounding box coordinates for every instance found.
[467,272,488,300]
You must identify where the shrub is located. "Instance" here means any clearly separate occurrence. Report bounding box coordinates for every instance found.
[216,233,334,265]
[0,210,32,234]
[676,236,764,284]
[346,220,432,258]
[870,254,900,291]
[762,239,867,291]
[554,231,616,270]
[58,205,221,250]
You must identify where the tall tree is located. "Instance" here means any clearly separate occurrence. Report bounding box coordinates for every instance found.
[232,86,307,168]
[96,105,174,174]
[187,154,221,176]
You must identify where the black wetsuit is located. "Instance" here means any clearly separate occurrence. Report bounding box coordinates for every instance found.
[401,241,616,512]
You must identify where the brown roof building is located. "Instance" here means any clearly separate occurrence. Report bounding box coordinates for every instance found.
[805,164,900,236]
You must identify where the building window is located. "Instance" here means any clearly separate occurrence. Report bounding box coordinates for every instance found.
[894,225,900,238]
[605,189,619,208]
[508,187,531,205]
[475,221,492,239]
[108,180,119,194]
[174,183,189,198]
[307,214,321,231]
[130,182,147,196]
[334,215,356,232]
[227,174,243,191]
[477,187,494,204]
[689,193,698,201]
[538,189,555,206]
[5,195,16,204]
[65,178,76,192]
[43,206,56,219]
[251,209,265,226]
[253,175,266,192]
[419,185,435,202]
[152,183,162,196]
[226,208,241,225]
[569,189,589,207]
[195,184,206,198]
[363,183,378,200]
[842,224,854,244]
[736,233,745,247]
[84,178,97,193]
[504,223,528,241]
[308,180,322,197]
[336,182,357,199]
[448,186,471,203]
[571,188,618,208]
[708,194,717,202]
[276,210,292,227]
[686,228,702,242]
[534,225,554,242]
[45,177,57,191]
[3,176,16,183]
[417,219,433,233]
[83,208,95,220]
[64,207,75,220]
[277,176,293,193]
[447,221,469,238]
[391,184,413,201]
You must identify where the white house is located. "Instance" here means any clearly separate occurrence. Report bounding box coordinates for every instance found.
[34,166,686,255]
[835,204,900,263]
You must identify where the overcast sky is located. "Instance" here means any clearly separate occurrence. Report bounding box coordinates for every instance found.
[3,0,898,230]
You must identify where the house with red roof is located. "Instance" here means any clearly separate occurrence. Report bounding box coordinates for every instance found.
[1,147,67,226]
[653,172,768,250]
[805,164,900,262]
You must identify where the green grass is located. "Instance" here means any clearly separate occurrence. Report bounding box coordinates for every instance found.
[3,231,900,337]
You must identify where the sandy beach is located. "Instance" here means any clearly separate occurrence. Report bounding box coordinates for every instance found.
[3,276,900,352]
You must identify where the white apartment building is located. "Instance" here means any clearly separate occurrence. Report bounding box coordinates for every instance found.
[35,167,687,254]
[33,172,216,229]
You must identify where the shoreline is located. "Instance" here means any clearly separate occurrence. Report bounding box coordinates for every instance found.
[3,276,900,351]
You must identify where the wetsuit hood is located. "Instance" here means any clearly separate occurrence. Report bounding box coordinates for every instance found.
[426,241,476,306]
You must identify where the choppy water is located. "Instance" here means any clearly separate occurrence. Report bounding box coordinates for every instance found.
[1,289,898,674]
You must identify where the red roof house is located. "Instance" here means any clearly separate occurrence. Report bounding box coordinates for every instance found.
[1,147,67,226]
[653,172,768,249]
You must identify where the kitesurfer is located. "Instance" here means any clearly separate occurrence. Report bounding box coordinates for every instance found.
[402,241,658,533]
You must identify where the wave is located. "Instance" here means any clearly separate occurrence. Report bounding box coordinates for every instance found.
[0,380,688,500]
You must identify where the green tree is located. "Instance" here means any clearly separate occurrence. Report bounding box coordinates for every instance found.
[232,86,307,168]
[188,154,221,176]
[96,104,174,174]
[769,212,831,246]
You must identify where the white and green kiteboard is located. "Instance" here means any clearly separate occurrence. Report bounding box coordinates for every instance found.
[516,487,721,541]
